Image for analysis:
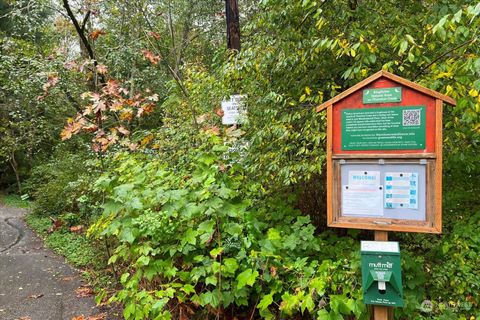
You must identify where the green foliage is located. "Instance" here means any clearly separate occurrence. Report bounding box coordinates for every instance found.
[25,147,97,217]
[26,212,105,269]
[3,0,480,319]
[45,230,103,269]
[0,193,30,208]
[89,134,366,319]
[25,213,51,234]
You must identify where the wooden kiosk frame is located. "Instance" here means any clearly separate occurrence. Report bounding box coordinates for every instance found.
[317,71,456,233]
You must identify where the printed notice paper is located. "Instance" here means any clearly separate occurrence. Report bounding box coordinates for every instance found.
[348,171,380,186]
[342,185,384,216]
[221,95,246,125]
[384,172,418,209]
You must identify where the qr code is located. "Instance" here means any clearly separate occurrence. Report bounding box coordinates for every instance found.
[403,109,421,126]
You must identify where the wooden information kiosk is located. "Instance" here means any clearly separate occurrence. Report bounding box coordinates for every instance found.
[317,70,456,234]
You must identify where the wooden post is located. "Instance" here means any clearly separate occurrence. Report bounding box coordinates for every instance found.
[373,231,393,320]
[225,0,240,51]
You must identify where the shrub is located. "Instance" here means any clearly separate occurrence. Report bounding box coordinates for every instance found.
[25,148,97,218]
[89,134,367,319]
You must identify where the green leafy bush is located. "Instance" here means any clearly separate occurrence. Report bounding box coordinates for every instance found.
[25,147,98,218]
[89,134,366,319]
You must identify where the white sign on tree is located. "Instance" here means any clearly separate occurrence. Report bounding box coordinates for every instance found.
[222,94,246,125]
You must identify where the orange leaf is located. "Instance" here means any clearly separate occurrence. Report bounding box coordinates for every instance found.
[87,313,107,320]
[103,80,120,95]
[89,29,106,40]
[75,286,94,298]
[117,126,130,136]
[137,103,154,117]
[69,225,84,234]
[142,49,161,65]
[148,31,161,40]
[61,127,73,140]
[96,64,108,74]
[120,109,133,121]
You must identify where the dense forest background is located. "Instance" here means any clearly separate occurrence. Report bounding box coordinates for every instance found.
[1,0,480,319]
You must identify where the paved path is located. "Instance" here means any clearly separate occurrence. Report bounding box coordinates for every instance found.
[0,204,112,320]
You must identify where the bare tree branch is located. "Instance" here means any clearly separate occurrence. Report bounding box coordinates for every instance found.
[81,10,91,32]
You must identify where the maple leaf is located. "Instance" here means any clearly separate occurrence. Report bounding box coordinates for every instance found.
[148,31,161,40]
[42,75,59,91]
[120,109,133,121]
[61,127,73,140]
[83,105,94,116]
[215,108,224,117]
[89,29,106,40]
[96,64,108,74]
[37,74,59,100]
[110,100,123,111]
[270,266,277,278]
[103,80,120,96]
[142,49,161,65]
[93,99,107,113]
[140,134,154,146]
[71,316,85,320]
[83,124,98,133]
[47,217,63,233]
[137,103,154,117]
[117,126,130,136]
[80,92,92,100]
[203,125,220,136]
[92,143,100,153]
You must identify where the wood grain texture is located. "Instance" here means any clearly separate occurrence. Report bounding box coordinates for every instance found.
[374,230,388,241]
[326,105,333,226]
[329,158,439,233]
[332,153,436,159]
[434,99,443,233]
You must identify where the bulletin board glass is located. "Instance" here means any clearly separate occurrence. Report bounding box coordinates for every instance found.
[339,162,426,220]
[331,159,436,230]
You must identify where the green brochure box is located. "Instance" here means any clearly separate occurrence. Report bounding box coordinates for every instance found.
[361,241,403,307]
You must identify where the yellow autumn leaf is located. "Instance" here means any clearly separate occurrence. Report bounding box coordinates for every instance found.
[305,86,311,95]
[468,88,478,97]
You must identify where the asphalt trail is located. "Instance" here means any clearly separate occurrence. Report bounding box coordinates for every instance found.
[0,204,114,320]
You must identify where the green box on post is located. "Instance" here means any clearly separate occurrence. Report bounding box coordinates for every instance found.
[361,241,403,307]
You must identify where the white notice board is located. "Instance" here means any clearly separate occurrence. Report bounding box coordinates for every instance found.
[340,163,426,221]
[342,171,383,216]
[222,95,246,125]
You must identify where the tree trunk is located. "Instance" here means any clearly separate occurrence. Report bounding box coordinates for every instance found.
[9,153,21,193]
[225,0,240,51]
